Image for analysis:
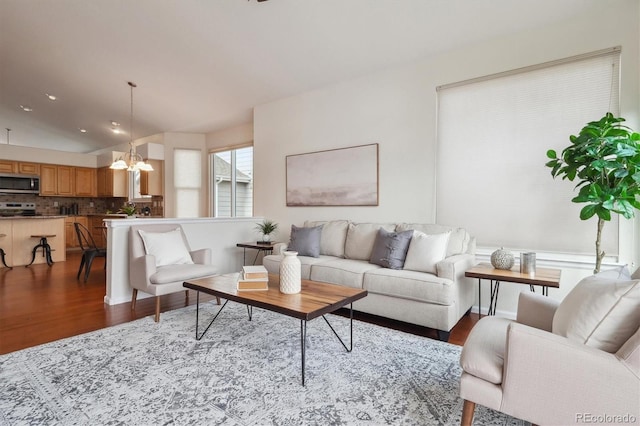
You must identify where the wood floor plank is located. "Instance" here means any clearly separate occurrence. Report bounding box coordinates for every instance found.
[0,251,478,355]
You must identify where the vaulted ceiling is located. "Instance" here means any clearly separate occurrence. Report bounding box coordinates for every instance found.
[0,0,606,154]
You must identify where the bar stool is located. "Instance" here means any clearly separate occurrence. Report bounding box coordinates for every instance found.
[26,234,55,267]
[0,233,11,269]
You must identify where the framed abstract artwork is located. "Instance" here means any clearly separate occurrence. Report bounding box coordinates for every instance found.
[286,143,379,206]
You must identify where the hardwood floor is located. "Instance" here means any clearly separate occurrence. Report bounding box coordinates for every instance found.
[0,251,479,355]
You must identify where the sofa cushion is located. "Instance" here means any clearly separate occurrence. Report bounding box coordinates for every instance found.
[396,223,469,257]
[138,228,194,267]
[369,228,413,269]
[403,231,451,274]
[363,268,454,305]
[287,224,323,257]
[344,223,396,260]
[310,258,381,289]
[460,316,512,385]
[305,220,349,257]
[150,264,217,284]
[552,274,640,353]
[263,254,334,280]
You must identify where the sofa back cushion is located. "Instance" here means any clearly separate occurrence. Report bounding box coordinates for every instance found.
[344,222,396,260]
[396,223,469,257]
[304,220,349,257]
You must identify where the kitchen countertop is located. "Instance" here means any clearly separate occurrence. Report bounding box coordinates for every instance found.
[0,215,67,220]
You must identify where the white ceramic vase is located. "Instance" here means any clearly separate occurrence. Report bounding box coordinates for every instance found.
[280,251,301,294]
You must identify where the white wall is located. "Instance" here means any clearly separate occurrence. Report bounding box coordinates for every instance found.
[206,122,253,151]
[254,0,640,316]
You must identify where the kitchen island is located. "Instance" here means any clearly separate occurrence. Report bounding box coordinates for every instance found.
[0,216,65,267]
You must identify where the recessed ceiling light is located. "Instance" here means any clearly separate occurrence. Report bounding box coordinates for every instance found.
[46,93,57,101]
[111,121,120,127]
[19,105,33,112]
[79,128,87,133]
[111,128,122,134]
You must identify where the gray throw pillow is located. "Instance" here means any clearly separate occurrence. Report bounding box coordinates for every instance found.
[369,228,413,269]
[288,225,323,257]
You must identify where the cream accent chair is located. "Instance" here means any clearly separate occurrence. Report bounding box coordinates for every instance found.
[459,281,640,425]
[129,224,219,322]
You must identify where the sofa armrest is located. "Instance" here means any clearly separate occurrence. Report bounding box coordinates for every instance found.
[436,253,476,281]
[516,292,558,331]
[190,248,211,265]
[273,242,288,255]
[130,255,156,289]
[501,322,639,423]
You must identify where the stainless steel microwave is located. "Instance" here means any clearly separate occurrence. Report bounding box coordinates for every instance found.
[0,173,40,194]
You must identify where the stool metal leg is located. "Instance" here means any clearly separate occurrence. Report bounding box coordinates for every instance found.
[0,248,11,269]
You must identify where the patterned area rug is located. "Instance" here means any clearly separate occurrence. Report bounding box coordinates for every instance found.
[0,301,525,425]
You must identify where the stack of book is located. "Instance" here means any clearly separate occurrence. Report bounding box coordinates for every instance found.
[237,265,269,291]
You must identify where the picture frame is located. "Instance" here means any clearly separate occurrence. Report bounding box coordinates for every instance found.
[286,143,379,206]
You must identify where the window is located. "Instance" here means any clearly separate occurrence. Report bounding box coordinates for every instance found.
[174,148,201,218]
[436,48,621,255]
[211,146,253,217]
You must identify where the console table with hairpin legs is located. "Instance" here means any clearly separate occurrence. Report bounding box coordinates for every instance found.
[236,241,278,265]
[465,263,561,316]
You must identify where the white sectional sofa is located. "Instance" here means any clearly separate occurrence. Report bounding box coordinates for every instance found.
[263,220,476,341]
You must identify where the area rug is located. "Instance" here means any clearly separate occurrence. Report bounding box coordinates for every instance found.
[0,301,524,425]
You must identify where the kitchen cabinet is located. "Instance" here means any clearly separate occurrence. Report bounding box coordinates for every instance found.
[75,167,97,197]
[97,167,127,197]
[139,160,163,196]
[64,216,88,249]
[56,166,74,196]
[40,165,58,195]
[0,160,17,173]
[18,162,40,175]
[40,165,99,197]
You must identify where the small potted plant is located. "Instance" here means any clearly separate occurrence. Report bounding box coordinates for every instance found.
[118,203,137,217]
[255,219,278,243]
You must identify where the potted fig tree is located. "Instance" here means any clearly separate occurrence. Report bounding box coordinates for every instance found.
[546,113,640,273]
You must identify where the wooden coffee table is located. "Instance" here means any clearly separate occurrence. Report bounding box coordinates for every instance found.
[183,273,368,385]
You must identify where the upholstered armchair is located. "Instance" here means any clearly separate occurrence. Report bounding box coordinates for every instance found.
[129,224,219,322]
[459,271,640,425]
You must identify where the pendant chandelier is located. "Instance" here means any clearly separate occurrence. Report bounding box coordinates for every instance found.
[110,82,153,172]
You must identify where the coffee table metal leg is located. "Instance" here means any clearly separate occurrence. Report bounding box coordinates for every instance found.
[247,304,253,321]
[195,291,229,341]
[322,303,354,352]
[301,319,307,386]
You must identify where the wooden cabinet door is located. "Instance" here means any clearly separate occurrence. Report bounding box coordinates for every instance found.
[64,218,77,248]
[75,167,96,197]
[139,160,163,196]
[40,165,57,195]
[97,167,109,197]
[56,166,74,196]
[0,160,17,173]
[18,162,40,175]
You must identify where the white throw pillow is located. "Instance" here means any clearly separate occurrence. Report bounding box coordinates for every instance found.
[402,231,451,274]
[138,228,194,267]
[552,274,640,353]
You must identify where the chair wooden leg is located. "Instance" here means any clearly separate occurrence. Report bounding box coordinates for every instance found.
[131,289,138,310]
[154,296,161,322]
[185,289,189,301]
[461,400,476,426]
[216,296,221,305]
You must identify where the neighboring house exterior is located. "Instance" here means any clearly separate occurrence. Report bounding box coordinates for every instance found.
[213,154,253,217]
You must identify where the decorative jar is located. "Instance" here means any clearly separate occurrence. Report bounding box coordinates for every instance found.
[490,247,515,270]
[280,251,301,294]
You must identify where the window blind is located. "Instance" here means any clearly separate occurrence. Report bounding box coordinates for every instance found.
[436,48,621,255]
[174,148,201,218]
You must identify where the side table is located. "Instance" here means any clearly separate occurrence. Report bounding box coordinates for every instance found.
[236,241,278,265]
[465,262,561,316]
